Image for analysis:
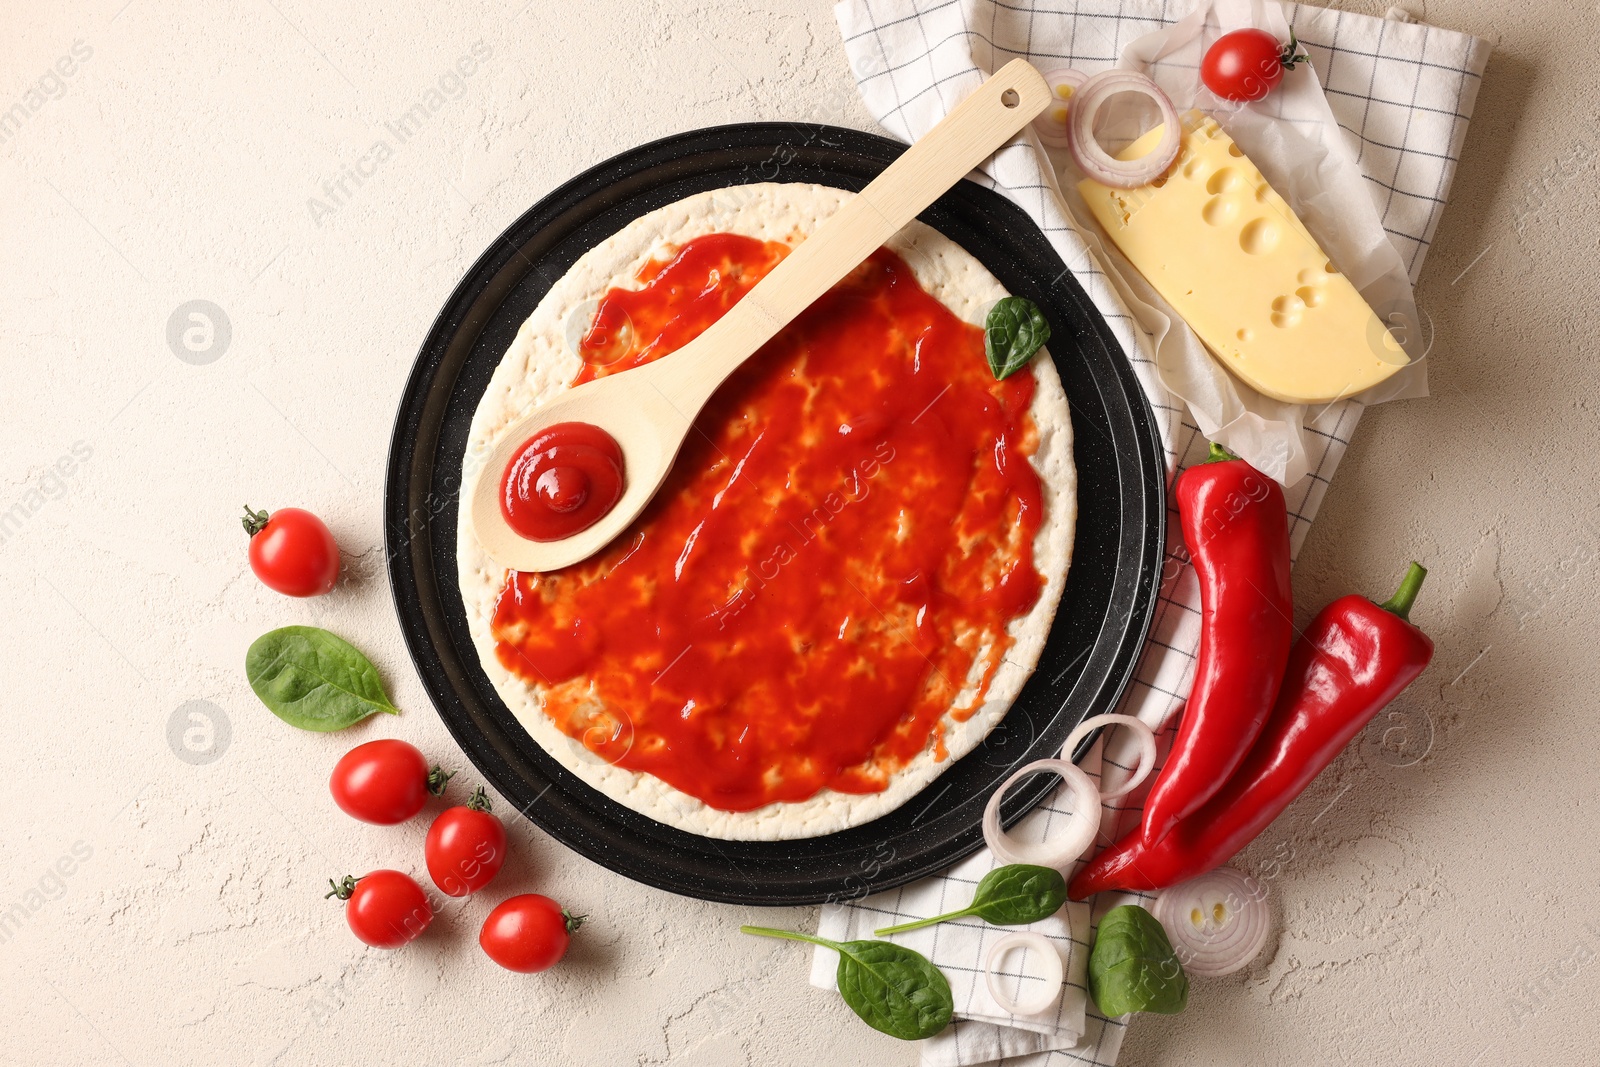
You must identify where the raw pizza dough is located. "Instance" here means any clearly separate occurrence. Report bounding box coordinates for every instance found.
[458,183,1076,840]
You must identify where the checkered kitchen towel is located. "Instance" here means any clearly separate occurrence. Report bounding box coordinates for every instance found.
[807,2,1490,1064]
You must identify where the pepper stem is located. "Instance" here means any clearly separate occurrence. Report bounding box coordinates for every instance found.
[1203,442,1238,464]
[875,906,978,936]
[740,925,842,952]
[1378,562,1428,621]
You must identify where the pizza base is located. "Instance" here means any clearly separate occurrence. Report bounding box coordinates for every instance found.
[457,182,1076,840]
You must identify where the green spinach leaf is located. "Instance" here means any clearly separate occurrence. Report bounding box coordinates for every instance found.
[874,864,1067,935]
[246,625,399,732]
[741,926,953,1040]
[1088,904,1188,1017]
[985,296,1051,380]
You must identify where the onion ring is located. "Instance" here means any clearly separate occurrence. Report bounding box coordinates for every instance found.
[1066,69,1183,188]
[1152,867,1273,977]
[1062,713,1158,800]
[1032,68,1087,148]
[983,758,1101,869]
[984,931,1066,1016]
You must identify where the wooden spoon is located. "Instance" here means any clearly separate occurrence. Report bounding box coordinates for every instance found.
[468,59,1051,572]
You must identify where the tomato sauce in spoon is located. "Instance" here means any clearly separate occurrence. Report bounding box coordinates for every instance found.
[499,422,625,542]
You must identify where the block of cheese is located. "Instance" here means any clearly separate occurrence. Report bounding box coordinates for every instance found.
[1078,112,1406,405]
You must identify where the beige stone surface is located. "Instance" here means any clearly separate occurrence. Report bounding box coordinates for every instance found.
[0,1,1591,1065]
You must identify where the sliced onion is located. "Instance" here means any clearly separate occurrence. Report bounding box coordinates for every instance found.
[1032,68,1087,148]
[984,931,1066,1016]
[983,758,1101,869]
[1152,867,1273,977]
[1062,713,1158,800]
[1066,70,1182,189]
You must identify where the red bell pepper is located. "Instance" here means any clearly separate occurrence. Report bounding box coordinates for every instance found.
[1070,563,1436,900]
[1139,442,1293,845]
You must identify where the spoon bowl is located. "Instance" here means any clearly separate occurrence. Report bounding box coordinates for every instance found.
[466,357,696,572]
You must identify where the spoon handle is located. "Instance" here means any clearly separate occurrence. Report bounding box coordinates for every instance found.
[658,59,1051,408]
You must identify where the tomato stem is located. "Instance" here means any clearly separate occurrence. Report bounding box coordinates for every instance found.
[426,765,455,797]
[467,785,492,812]
[1280,30,1310,70]
[325,875,357,901]
[563,909,587,936]
[241,505,271,537]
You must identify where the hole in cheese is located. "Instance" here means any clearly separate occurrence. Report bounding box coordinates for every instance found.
[1270,294,1305,328]
[1205,167,1244,195]
[1201,195,1236,226]
[1240,217,1280,256]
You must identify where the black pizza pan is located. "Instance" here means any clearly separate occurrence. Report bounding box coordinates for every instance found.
[385,121,1165,906]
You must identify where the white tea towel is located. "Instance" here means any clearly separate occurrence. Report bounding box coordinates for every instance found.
[812,2,1490,1064]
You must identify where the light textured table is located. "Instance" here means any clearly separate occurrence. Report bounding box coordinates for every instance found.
[1,2,1592,1064]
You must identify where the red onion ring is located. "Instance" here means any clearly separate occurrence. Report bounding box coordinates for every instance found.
[1152,867,1273,977]
[984,932,1066,1016]
[983,758,1101,869]
[1066,69,1183,188]
[1032,68,1087,148]
[1061,713,1157,800]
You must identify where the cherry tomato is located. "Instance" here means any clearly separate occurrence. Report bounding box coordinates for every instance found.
[1201,29,1301,102]
[479,894,584,972]
[329,739,450,825]
[242,505,341,597]
[327,871,433,949]
[425,787,507,897]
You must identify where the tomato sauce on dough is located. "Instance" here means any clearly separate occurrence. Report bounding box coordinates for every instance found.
[491,232,1046,812]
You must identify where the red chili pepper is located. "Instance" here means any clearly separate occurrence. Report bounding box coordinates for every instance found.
[1070,563,1436,900]
[1139,442,1293,845]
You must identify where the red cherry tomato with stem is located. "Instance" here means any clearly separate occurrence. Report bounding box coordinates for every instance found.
[425,786,507,897]
[242,505,341,597]
[330,739,451,825]
[327,870,433,949]
[480,894,584,972]
[1201,29,1307,102]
